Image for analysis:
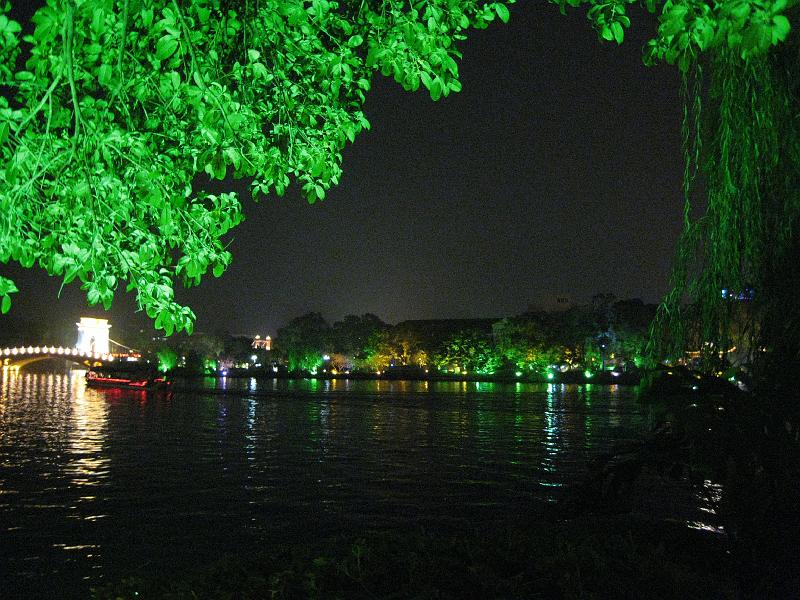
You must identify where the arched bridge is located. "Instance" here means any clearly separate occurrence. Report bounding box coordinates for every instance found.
[1,345,130,369]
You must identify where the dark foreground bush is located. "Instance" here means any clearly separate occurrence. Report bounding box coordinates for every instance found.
[92,515,736,600]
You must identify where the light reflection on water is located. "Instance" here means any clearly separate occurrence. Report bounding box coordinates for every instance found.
[0,372,647,598]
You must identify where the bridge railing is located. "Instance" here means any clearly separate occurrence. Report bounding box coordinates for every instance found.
[0,346,117,362]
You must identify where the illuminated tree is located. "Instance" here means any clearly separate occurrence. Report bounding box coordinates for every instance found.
[328,351,352,372]
[556,1,798,379]
[274,311,330,372]
[432,329,500,374]
[0,0,514,333]
[409,348,428,368]
[331,313,385,360]
[358,328,397,371]
[155,346,178,371]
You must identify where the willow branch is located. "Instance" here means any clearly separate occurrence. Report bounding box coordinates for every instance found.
[64,2,82,139]
[15,74,62,137]
[117,0,129,78]
[172,0,233,134]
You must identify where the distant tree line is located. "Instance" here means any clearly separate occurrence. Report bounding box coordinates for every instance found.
[269,295,656,378]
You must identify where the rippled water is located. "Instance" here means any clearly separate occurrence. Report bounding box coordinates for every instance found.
[0,368,646,598]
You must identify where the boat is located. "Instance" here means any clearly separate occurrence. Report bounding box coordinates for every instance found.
[86,370,171,390]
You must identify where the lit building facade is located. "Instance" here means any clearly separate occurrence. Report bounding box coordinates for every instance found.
[76,317,111,354]
[252,335,271,350]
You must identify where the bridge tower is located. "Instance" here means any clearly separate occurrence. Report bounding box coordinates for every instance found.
[76,317,111,355]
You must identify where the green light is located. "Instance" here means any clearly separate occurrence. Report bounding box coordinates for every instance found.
[515,371,522,377]
[546,372,554,380]
[584,370,593,379]
[156,348,178,373]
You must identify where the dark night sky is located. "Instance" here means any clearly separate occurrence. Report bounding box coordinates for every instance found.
[2,3,684,339]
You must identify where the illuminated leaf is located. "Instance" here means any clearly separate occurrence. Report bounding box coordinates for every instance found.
[98,63,113,86]
[494,4,510,24]
[772,15,790,44]
[611,21,624,44]
[155,35,178,61]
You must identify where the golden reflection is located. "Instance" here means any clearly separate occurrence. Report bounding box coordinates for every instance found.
[609,386,621,428]
[245,398,257,462]
[67,374,110,489]
[0,367,16,416]
[319,399,332,448]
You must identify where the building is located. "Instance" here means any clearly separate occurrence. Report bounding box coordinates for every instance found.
[76,317,111,354]
[252,335,272,350]
[527,294,573,313]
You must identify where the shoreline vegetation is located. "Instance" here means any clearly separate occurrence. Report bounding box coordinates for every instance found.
[119,297,675,386]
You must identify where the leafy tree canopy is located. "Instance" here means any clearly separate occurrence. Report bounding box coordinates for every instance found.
[0,0,514,333]
[0,0,794,337]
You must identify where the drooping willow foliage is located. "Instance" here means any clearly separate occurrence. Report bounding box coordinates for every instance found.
[651,29,800,386]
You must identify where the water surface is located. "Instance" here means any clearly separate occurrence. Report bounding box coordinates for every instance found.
[0,370,645,598]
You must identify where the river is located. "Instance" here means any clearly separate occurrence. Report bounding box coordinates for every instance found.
[0,368,647,598]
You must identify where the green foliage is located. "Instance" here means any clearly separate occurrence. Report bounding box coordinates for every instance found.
[331,313,385,359]
[551,0,795,71]
[0,273,16,313]
[645,0,794,70]
[432,329,499,373]
[652,37,800,379]
[0,0,515,333]
[274,311,330,372]
[555,0,799,380]
[268,304,653,377]
[156,346,178,371]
